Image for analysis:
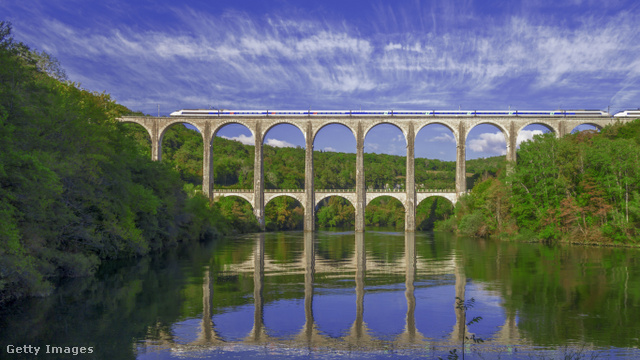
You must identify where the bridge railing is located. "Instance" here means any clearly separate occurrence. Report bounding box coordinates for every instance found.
[316,189,356,193]
[264,189,304,193]
[416,189,455,193]
[213,188,456,193]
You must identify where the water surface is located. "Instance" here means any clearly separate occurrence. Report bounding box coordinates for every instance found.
[2,231,639,359]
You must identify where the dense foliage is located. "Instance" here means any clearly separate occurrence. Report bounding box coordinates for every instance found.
[0,23,240,304]
[446,122,640,244]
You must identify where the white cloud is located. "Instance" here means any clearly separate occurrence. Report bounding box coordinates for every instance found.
[265,138,296,148]
[323,146,337,152]
[517,129,544,146]
[221,134,254,145]
[468,132,507,155]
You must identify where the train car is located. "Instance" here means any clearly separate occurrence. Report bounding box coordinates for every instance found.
[169,109,611,117]
[613,110,640,118]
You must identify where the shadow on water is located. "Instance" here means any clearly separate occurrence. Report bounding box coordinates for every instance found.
[2,231,640,359]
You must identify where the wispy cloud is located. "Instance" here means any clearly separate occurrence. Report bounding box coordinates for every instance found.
[429,133,456,143]
[5,1,640,115]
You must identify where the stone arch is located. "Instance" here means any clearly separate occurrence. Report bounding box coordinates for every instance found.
[215,193,254,208]
[313,123,357,191]
[314,195,356,229]
[212,120,256,141]
[417,194,455,208]
[158,119,206,146]
[570,122,603,133]
[364,195,406,229]
[312,121,357,144]
[119,119,153,141]
[264,193,306,209]
[516,122,557,150]
[262,120,307,141]
[212,123,255,189]
[315,193,356,209]
[365,193,407,207]
[363,121,408,144]
[464,122,510,163]
[465,121,510,143]
[264,194,305,231]
[516,121,558,136]
[415,121,459,143]
[262,122,306,190]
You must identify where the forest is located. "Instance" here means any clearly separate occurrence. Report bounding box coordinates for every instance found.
[0,22,247,305]
[442,122,640,244]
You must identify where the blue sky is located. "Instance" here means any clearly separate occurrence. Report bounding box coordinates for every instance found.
[3,0,639,159]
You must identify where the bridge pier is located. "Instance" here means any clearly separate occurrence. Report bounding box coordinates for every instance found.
[456,122,466,196]
[203,121,214,199]
[304,122,315,231]
[405,123,416,231]
[355,122,366,232]
[253,123,265,231]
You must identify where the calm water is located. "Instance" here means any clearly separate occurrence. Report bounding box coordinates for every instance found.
[2,231,640,359]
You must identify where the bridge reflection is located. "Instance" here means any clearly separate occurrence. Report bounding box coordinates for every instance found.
[142,233,527,355]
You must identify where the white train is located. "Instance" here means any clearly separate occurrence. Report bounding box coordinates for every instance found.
[170,109,617,117]
[613,110,640,118]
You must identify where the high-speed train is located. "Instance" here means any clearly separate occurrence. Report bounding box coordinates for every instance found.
[613,110,640,118]
[170,109,615,117]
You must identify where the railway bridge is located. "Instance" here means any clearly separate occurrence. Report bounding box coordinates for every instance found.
[119,111,622,231]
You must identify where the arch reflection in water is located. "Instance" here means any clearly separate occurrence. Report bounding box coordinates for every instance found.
[139,231,637,358]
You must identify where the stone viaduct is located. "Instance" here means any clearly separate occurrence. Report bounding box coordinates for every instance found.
[119,113,620,231]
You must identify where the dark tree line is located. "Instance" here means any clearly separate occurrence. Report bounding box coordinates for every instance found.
[0,22,248,304]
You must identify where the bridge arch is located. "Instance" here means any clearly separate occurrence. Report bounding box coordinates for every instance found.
[366,193,406,207]
[264,193,306,208]
[315,195,355,229]
[119,119,153,141]
[312,121,356,144]
[158,119,206,146]
[465,121,510,143]
[212,123,255,189]
[262,120,307,141]
[416,121,459,142]
[263,123,306,190]
[315,193,356,208]
[364,123,407,191]
[465,122,509,162]
[212,120,256,141]
[516,121,558,137]
[264,195,305,231]
[570,122,603,133]
[215,193,254,207]
[365,195,406,229]
[363,121,408,144]
[516,123,555,149]
[417,194,455,208]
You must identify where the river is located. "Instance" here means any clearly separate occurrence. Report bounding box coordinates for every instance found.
[1,230,639,359]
